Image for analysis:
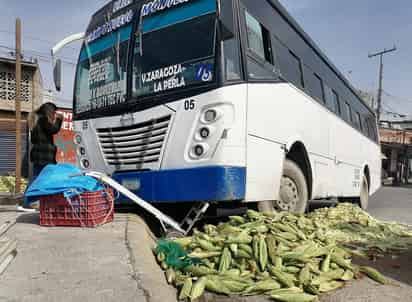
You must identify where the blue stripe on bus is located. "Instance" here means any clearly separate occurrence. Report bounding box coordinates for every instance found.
[142,0,216,33]
[79,25,132,61]
[112,166,246,204]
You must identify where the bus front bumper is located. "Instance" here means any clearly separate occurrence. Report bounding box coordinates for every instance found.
[112,166,246,204]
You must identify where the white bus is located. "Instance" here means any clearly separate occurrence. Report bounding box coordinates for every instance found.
[64,0,381,212]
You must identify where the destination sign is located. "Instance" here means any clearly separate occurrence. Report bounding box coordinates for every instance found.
[86,10,134,43]
[141,0,194,17]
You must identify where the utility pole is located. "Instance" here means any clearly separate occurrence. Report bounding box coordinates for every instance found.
[15,18,22,194]
[368,46,397,123]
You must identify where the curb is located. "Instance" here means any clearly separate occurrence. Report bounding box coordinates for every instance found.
[126,214,178,302]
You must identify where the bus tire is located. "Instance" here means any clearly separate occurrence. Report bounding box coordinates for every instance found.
[277,159,309,213]
[359,175,369,210]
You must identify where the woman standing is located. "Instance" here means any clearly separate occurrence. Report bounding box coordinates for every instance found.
[29,102,63,175]
[20,102,63,209]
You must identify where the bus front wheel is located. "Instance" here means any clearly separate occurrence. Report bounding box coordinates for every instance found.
[259,159,309,214]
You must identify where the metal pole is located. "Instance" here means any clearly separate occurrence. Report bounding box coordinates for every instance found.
[368,46,397,123]
[15,18,22,194]
[377,55,383,123]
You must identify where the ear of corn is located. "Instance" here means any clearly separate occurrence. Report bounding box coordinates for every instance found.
[360,266,387,284]
[179,278,192,300]
[271,291,317,302]
[190,277,207,301]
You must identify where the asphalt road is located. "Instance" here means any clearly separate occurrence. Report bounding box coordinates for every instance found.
[369,185,412,225]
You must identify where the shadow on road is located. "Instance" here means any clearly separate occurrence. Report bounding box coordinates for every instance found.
[16,213,39,225]
[353,249,412,286]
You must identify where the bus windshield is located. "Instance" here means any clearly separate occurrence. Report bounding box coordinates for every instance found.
[74,0,217,116]
[74,23,132,115]
[132,12,217,98]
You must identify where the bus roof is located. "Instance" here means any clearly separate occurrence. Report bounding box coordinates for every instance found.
[268,0,375,116]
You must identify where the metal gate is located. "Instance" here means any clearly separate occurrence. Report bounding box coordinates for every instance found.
[0,119,28,177]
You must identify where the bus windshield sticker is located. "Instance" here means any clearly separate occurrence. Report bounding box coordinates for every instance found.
[135,59,213,96]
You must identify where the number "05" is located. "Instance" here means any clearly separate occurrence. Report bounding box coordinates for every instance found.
[184,100,195,111]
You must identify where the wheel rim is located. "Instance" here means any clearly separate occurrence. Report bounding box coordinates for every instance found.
[276,176,299,211]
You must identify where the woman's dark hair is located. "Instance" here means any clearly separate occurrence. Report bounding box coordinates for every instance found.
[36,102,57,123]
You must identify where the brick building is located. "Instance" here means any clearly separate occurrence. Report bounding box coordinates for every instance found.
[0,56,43,176]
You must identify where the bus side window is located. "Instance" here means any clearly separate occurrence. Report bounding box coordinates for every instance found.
[332,90,341,114]
[285,50,304,88]
[341,101,352,123]
[221,0,241,81]
[356,112,363,131]
[304,70,324,104]
[245,11,273,64]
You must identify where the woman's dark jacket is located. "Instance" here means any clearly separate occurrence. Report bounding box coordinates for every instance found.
[30,115,63,165]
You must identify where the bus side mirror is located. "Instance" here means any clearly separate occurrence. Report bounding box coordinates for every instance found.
[53,59,62,92]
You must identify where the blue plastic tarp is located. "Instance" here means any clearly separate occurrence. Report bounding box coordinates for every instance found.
[25,164,104,199]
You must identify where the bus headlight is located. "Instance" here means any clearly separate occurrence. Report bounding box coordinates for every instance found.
[75,134,82,144]
[81,159,90,169]
[204,109,218,123]
[193,145,205,157]
[199,127,210,139]
[79,147,86,156]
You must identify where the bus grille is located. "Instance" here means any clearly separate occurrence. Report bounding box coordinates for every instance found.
[96,115,171,168]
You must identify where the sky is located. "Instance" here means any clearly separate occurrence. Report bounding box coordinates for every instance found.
[0,0,411,116]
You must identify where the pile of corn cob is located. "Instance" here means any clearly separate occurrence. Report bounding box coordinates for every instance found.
[155,204,412,301]
[0,176,28,193]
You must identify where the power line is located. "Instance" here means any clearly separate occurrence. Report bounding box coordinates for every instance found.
[382,90,412,103]
[0,29,80,52]
[0,44,77,66]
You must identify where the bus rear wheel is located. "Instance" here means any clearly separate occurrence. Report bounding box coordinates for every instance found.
[359,175,369,210]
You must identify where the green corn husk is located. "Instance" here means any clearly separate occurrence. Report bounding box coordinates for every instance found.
[319,281,344,293]
[179,278,193,300]
[331,254,353,271]
[157,252,166,263]
[312,269,345,285]
[190,277,207,301]
[248,259,259,274]
[219,248,232,273]
[268,266,295,288]
[303,283,320,295]
[298,264,311,286]
[360,266,387,284]
[196,238,221,252]
[271,291,317,302]
[220,278,250,293]
[188,251,221,259]
[341,270,354,281]
[165,268,176,284]
[266,235,278,264]
[253,236,260,260]
[205,277,231,295]
[172,237,193,248]
[243,279,281,295]
[229,216,246,225]
[235,249,252,259]
[321,252,332,273]
[225,231,253,244]
[259,236,268,270]
[239,244,254,255]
